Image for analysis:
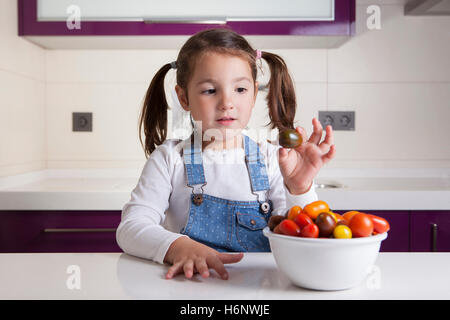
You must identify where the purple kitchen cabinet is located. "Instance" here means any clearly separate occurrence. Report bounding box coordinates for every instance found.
[335,211,410,252]
[410,211,450,252]
[18,0,355,37]
[0,211,122,253]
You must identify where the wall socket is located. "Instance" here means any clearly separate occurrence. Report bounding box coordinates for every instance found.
[318,111,355,131]
[72,112,92,132]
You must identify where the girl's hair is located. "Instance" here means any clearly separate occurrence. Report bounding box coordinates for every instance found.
[139,27,297,158]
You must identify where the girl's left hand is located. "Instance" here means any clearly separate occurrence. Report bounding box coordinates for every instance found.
[278,118,336,195]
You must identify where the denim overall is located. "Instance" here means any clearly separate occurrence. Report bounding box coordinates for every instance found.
[180,134,273,252]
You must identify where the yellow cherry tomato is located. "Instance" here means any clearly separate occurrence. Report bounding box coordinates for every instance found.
[333,225,352,239]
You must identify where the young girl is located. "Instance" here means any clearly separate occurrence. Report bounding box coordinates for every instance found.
[116,28,335,280]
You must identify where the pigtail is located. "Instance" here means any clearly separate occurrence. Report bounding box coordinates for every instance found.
[261,51,297,131]
[138,63,172,158]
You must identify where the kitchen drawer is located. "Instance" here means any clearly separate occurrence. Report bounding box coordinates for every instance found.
[410,211,450,252]
[335,210,410,252]
[0,211,122,253]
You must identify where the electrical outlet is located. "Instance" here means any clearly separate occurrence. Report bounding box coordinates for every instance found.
[318,111,355,131]
[72,112,92,132]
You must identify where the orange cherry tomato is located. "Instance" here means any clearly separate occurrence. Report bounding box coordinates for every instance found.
[303,200,330,220]
[367,214,390,234]
[287,205,303,221]
[348,213,374,237]
[327,211,344,223]
[342,211,360,223]
[278,219,301,237]
[336,220,348,227]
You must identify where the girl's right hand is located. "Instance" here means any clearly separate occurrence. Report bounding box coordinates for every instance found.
[163,236,244,280]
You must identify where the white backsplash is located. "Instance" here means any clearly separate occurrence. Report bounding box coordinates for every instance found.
[1,0,450,176]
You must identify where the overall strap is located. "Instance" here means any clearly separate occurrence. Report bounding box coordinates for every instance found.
[244,135,270,192]
[182,133,271,193]
[182,132,206,186]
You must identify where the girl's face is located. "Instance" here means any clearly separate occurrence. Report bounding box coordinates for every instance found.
[175,52,258,148]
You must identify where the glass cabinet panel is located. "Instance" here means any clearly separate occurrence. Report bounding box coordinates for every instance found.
[37,0,335,22]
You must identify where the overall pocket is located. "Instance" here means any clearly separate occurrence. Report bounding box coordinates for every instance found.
[236,211,271,252]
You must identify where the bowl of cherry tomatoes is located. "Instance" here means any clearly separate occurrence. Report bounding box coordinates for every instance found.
[263,200,389,291]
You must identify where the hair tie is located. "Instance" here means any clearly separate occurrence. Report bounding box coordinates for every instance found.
[255,50,264,75]
[170,61,177,69]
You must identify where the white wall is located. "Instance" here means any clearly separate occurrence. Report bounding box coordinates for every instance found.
[0,0,46,176]
[2,0,450,175]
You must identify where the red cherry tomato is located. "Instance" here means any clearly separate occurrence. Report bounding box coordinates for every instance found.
[348,213,374,237]
[300,223,319,238]
[293,213,313,229]
[278,219,301,237]
[367,214,390,234]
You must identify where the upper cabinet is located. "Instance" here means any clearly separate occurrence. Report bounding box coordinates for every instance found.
[18,0,355,49]
[405,0,450,16]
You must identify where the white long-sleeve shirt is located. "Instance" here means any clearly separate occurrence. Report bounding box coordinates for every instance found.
[116,136,318,264]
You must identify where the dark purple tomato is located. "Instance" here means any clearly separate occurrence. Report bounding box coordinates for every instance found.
[268,215,285,231]
[279,129,303,148]
[315,212,336,237]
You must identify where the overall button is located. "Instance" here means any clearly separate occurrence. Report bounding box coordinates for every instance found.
[260,202,270,214]
[193,194,203,206]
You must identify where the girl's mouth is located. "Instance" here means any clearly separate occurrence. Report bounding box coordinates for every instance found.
[216,117,236,125]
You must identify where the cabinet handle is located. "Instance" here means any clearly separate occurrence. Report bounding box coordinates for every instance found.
[43,228,116,233]
[144,17,227,24]
[431,223,438,252]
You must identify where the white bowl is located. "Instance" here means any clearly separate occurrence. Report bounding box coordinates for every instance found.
[263,227,388,291]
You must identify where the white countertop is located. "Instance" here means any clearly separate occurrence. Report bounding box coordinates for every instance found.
[0,168,449,210]
[0,252,449,300]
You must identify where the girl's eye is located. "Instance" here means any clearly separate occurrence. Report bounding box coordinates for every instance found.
[202,88,247,94]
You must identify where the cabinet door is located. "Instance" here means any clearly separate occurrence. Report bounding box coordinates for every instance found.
[410,211,450,252]
[19,0,355,37]
[0,211,122,253]
[37,0,336,22]
[335,210,410,252]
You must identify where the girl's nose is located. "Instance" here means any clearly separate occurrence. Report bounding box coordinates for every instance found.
[220,102,234,110]
[219,93,234,110]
